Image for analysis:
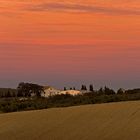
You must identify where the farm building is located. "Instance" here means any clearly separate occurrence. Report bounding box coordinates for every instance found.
[41,86,61,97]
[41,86,87,97]
[60,90,82,96]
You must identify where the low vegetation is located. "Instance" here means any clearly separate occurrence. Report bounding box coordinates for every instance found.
[0,83,140,113]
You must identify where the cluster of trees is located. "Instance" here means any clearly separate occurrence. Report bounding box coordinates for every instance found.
[64,84,116,94]
[1,90,140,113]
[0,82,140,113]
[64,87,76,91]
[64,84,94,91]
[0,83,139,99]
[64,84,121,95]
[0,98,48,113]
[81,85,88,90]
[97,86,116,95]
[125,89,140,94]
[81,84,95,92]
[17,82,44,97]
[0,83,44,98]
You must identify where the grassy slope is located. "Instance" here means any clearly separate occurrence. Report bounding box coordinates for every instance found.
[0,101,140,140]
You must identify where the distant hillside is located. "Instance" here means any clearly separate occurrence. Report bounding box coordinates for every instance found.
[0,101,140,140]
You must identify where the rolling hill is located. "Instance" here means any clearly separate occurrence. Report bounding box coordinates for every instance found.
[0,101,140,140]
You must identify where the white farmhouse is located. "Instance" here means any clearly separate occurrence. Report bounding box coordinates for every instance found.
[41,86,83,98]
[60,90,82,96]
[41,86,61,97]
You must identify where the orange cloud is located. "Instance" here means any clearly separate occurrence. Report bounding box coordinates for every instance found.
[26,2,140,15]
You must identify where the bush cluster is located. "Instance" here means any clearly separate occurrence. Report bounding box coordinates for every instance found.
[0,83,140,113]
[0,90,140,113]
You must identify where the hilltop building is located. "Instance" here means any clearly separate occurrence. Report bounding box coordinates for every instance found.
[41,85,89,98]
[60,90,81,96]
[41,86,61,97]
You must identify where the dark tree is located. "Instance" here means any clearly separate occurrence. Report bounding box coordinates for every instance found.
[89,84,94,92]
[117,88,124,94]
[85,85,87,90]
[81,85,87,90]
[104,86,115,95]
[98,87,104,95]
[81,85,84,90]
[64,87,67,91]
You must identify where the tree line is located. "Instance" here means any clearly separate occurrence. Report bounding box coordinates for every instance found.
[0,82,140,113]
[0,82,140,98]
[0,89,140,113]
[0,83,44,98]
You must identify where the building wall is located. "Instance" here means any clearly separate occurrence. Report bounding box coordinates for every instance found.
[41,87,87,98]
[60,90,81,96]
[41,88,61,97]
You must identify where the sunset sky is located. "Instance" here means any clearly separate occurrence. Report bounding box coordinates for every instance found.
[0,0,140,89]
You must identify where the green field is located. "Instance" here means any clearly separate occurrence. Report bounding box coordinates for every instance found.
[0,101,140,140]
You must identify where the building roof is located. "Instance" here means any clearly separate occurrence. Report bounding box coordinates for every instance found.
[43,86,58,90]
